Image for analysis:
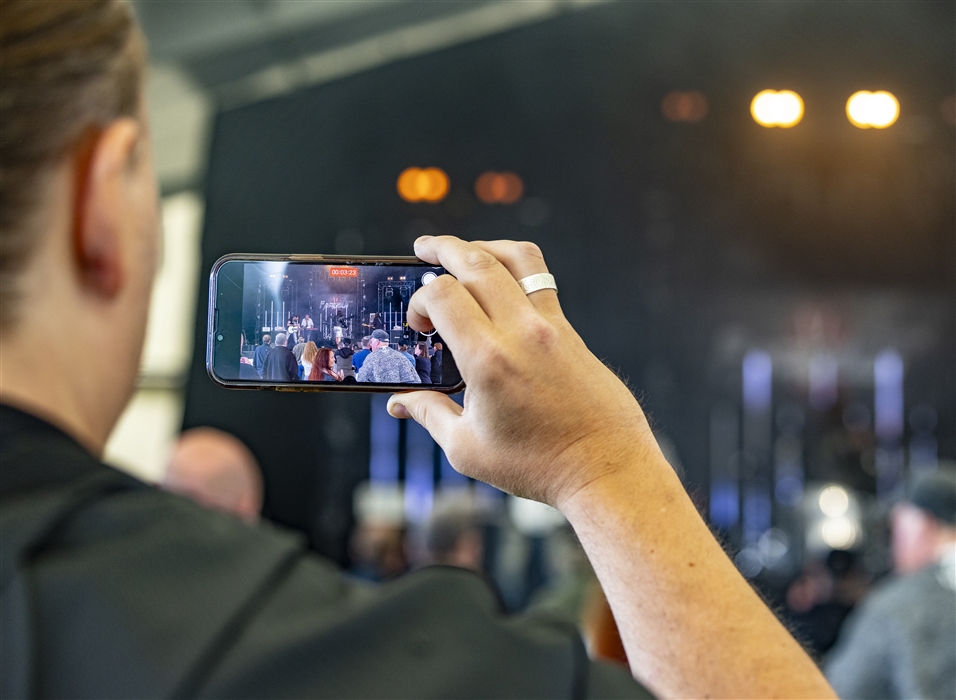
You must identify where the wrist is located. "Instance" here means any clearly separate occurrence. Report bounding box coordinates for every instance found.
[555,444,683,525]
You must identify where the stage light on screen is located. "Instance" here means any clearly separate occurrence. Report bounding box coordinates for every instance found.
[751,90,804,128]
[397,167,450,203]
[661,90,709,123]
[846,91,899,129]
[475,171,524,204]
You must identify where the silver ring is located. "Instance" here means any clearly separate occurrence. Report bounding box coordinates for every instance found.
[518,272,557,295]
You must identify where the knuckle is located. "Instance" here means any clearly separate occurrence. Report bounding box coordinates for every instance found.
[516,240,544,261]
[426,273,459,299]
[462,249,498,271]
[525,315,559,349]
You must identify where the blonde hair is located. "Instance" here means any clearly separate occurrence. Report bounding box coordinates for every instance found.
[301,341,318,364]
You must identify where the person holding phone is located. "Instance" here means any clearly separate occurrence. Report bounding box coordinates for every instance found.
[0,2,836,698]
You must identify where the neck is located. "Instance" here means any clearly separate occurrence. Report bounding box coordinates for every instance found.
[1,331,122,456]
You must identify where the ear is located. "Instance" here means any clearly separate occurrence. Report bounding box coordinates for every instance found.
[73,118,142,297]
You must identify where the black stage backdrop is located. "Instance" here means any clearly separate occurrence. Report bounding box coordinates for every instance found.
[183,1,955,562]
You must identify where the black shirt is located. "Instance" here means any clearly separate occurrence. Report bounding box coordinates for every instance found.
[0,405,650,699]
[261,345,298,382]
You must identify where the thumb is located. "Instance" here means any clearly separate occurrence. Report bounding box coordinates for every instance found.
[387,391,463,445]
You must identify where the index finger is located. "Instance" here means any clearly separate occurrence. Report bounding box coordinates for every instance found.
[413,235,535,324]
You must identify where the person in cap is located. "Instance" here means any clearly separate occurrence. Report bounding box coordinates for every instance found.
[355,329,421,384]
[826,467,956,700]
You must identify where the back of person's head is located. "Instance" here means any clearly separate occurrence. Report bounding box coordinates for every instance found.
[416,496,484,572]
[1,0,145,325]
[261,333,271,345]
[302,341,318,364]
[162,427,264,523]
[274,332,287,347]
[892,466,956,574]
[361,336,370,349]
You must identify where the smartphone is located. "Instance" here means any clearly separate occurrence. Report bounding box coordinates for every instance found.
[207,254,464,393]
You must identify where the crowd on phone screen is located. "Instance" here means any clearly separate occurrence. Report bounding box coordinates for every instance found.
[243,328,443,385]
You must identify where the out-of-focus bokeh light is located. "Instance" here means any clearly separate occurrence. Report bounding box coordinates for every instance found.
[818,484,850,518]
[397,167,450,203]
[846,91,900,129]
[661,90,709,123]
[820,516,858,550]
[475,171,523,204]
[751,89,804,128]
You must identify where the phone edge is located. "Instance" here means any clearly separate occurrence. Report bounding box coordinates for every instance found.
[204,253,465,395]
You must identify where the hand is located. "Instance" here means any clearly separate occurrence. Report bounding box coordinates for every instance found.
[389,236,666,508]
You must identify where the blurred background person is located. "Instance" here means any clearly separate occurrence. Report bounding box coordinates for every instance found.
[348,483,408,581]
[431,342,444,385]
[262,332,297,381]
[414,341,432,385]
[825,468,956,700]
[300,340,318,380]
[411,493,484,571]
[239,332,258,380]
[334,338,356,381]
[291,334,307,364]
[352,336,371,372]
[253,333,271,378]
[398,343,415,367]
[309,346,343,382]
[162,427,263,523]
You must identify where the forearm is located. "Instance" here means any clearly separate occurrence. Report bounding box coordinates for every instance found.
[561,454,836,700]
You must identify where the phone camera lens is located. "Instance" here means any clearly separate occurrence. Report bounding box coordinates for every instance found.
[217,334,224,341]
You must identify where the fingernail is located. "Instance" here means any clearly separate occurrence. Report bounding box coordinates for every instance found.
[414,235,433,247]
[388,401,409,419]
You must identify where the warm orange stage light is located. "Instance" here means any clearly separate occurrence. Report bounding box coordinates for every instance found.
[661,90,709,123]
[751,90,804,128]
[846,91,899,129]
[475,171,523,204]
[397,167,450,203]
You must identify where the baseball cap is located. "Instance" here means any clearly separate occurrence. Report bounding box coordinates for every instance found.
[371,329,389,342]
[905,467,956,525]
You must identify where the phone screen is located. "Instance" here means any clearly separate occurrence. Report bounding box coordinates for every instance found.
[208,256,462,392]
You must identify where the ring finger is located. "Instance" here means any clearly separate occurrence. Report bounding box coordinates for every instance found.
[471,240,563,320]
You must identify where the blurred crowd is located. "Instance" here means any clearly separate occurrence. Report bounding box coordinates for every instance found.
[160,426,956,695]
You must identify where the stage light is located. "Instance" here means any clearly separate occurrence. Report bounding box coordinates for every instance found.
[397,167,450,203]
[847,91,899,129]
[751,90,804,128]
[475,171,524,204]
[821,516,857,550]
[819,484,849,518]
[661,90,709,123]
